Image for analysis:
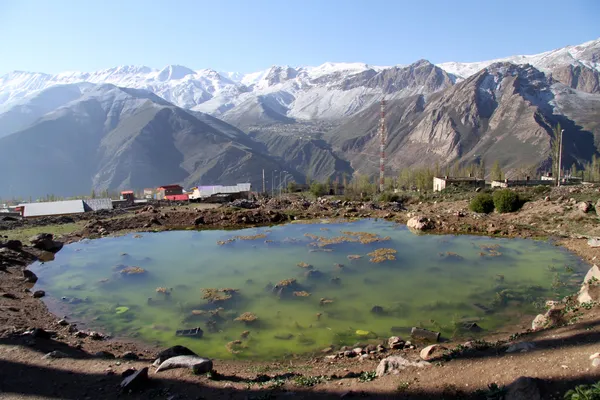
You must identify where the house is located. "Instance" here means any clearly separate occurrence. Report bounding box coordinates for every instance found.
[156,184,183,200]
[18,198,114,218]
[433,176,485,192]
[120,190,135,202]
[188,183,251,201]
[19,200,86,218]
[143,188,154,199]
[165,193,189,201]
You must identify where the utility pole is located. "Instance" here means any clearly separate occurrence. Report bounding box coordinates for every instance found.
[271,170,277,197]
[379,99,387,193]
[557,129,564,187]
[262,169,265,194]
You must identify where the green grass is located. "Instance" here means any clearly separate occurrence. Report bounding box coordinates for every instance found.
[2,222,85,243]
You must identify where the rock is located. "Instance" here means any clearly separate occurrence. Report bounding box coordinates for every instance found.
[33,290,45,298]
[506,342,536,353]
[419,344,447,361]
[593,358,600,368]
[578,265,600,303]
[596,199,600,216]
[121,368,137,378]
[352,347,364,355]
[505,376,542,400]
[475,187,481,192]
[42,350,68,359]
[3,240,22,250]
[1,293,17,299]
[57,319,69,326]
[589,352,600,360]
[23,270,38,283]
[121,351,139,360]
[388,336,405,349]
[532,305,564,331]
[462,322,482,332]
[154,345,197,366]
[375,355,430,377]
[410,327,440,342]
[94,351,116,359]
[343,350,356,358]
[75,331,88,338]
[89,331,104,340]
[194,216,205,225]
[531,314,547,331]
[577,201,591,213]
[407,216,433,231]
[325,355,337,360]
[155,355,213,374]
[29,233,63,253]
[321,347,333,354]
[587,238,600,248]
[120,367,149,392]
[29,328,52,339]
[304,269,324,280]
[370,305,384,314]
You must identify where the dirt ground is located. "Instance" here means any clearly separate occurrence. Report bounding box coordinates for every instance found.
[1,187,600,399]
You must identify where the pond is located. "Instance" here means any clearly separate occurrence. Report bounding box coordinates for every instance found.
[30,219,586,360]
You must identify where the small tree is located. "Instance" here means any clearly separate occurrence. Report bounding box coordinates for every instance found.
[490,161,504,181]
[287,180,297,193]
[550,123,562,182]
[469,193,495,214]
[493,189,520,213]
[309,182,328,197]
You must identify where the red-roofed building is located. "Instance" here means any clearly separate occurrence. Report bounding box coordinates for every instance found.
[156,184,183,200]
[120,190,135,202]
[165,194,189,201]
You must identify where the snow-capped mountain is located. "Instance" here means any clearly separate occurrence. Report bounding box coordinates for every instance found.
[0,37,598,125]
[438,38,600,79]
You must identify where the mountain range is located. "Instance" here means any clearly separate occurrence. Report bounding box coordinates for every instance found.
[0,38,599,198]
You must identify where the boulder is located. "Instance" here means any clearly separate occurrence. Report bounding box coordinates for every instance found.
[505,376,542,400]
[596,199,600,216]
[419,344,447,361]
[375,355,430,377]
[388,336,405,349]
[407,216,433,231]
[121,351,139,360]
[588,239,600,248]
[120,367,149,392]
[29,233,63,253]
[578,265,600,304]
[33,290,45,298]
[2,240,22,250]
[154,345,197,366]
[531,305,565,331]
[155,355,213,374]
[577,201,591,213]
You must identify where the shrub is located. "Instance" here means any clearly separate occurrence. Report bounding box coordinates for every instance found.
[378,192,400,202]
[309,182,329,197]
[564,381,600,400]
[469,193,495,214]
[493,189,521,213]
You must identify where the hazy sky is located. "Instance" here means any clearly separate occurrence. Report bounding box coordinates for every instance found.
[1,0,599,75]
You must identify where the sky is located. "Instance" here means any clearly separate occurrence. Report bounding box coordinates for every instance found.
[0,0,599,75]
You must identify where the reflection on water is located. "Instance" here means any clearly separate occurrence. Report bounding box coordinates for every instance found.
[30,219,586,359]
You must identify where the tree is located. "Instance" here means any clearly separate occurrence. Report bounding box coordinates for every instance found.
[287,180,297,193]
[478,159,486,180]
[550,123,562,182]
[91,189,96,199]
[491,161,504,181]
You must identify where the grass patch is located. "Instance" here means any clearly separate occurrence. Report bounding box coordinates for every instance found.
[1,222,85,243]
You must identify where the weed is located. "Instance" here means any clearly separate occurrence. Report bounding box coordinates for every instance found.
[397,381,411,392]
[564,381,600,399]
[474,383,506,399]
[358,371,377,382]
[293,375,329,387]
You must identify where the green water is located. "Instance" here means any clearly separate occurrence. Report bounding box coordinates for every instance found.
[30,219,586,360]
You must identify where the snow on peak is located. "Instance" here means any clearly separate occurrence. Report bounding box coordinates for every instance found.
[156,65,196,82]
[305,62,373,79]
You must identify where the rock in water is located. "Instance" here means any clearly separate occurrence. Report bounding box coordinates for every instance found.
[375,355,430,377]
[154,345,197,366]
[410,327,440,342]
[406,216,433,231]
[155,355,212,373]
[505,376,542,400]
[120,367,149,392]
[29,233,63,253]
[33,290,45,298]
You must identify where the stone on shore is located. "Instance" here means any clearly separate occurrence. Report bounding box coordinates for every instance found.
[375,355,430,377]
[407,216,433,231]
[155,355,213,374]
[577,265,600,304]
[153,345,197,366]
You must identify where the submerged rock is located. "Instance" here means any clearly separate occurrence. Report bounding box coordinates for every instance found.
[410,327,440,342]
[29,233,63,253]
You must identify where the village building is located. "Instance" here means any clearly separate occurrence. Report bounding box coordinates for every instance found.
[189,183,251,202]
[156,185,185,200]
[433,176,485,192]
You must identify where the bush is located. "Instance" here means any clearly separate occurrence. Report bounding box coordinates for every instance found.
[493,189,521,213]
[377,192,400,202]
[309,182,329,197]
[469,193,495,214]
